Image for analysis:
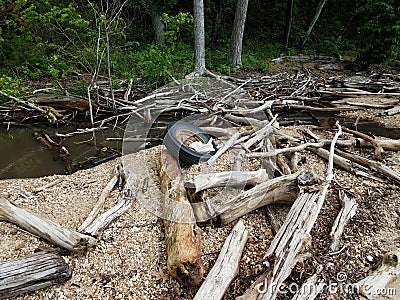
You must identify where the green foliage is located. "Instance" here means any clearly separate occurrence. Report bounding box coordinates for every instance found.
[127,42,193,87]
[356,0,400,66]
[0,75,28,104]
[162,12,193,44]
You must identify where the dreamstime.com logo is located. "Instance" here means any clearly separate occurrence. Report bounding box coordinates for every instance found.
[122,77,276,223]
[256,272,397,297]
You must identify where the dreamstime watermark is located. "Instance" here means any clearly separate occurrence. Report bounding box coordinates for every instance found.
[256,272,397,297]
[122,77,276,223]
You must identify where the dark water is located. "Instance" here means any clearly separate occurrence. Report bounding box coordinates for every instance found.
[0,125,125,179]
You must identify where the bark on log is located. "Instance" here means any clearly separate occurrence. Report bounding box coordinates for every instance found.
[0,251,72,299]
[0,198,97,252]
[159,149,204,286]
[194,220,248,300]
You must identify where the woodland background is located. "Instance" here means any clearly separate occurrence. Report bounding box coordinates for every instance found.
[0,0,399,97]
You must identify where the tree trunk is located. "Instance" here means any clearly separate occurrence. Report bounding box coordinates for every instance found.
[229,0,249,67]
[152,14,165,45]
[301,0,328,48]
[283,0,294,49]
[211,0,225,44]
[193,0,206,74]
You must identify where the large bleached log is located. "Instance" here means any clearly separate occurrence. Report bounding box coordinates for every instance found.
[0,198,96,252]
[190,171,317,224]
[159,148,204,286]
[218,171,316,226]
[194,220,248,300]
[185,169,269,193]
[0,251,72,299]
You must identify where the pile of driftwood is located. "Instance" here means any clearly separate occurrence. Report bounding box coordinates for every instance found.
[1,64,400,299]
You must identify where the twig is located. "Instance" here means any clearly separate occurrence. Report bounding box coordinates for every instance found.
[0,91,57,122]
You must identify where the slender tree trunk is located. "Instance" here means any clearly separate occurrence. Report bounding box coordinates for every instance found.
[283,0,294,49]
[301,0,328,48]
[211,0,225,45]
[229,0,249,67]
[193,0,206,74]
[152,14,165,45]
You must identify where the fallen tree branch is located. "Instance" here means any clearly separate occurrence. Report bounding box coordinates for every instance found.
[78,164,123,232]
[216,171,318,226]
[33,176,65,193]
[193,220,248,300]
[207,132,241,165]
[0,198,97,251]
[247,142,324,158]
[329,190,357,252]
[342,126,385,160]
[0,91,57,122]
[334,148,400,184]
[83,171,138,237]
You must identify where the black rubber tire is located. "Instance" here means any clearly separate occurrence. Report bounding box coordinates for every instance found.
[163,121,217,166]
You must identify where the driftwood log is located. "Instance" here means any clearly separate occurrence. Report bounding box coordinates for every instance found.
[218,171,317,226]
[0,198,96,252]
[159,148,204,286]
[194,220,248,300]
[0,251,72,299]
[189,171,318,225]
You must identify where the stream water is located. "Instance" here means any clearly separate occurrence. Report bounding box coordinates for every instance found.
[0,115,399,179]
[0,126,125,179]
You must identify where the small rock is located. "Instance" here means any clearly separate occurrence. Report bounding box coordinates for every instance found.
[366,255,374,263]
